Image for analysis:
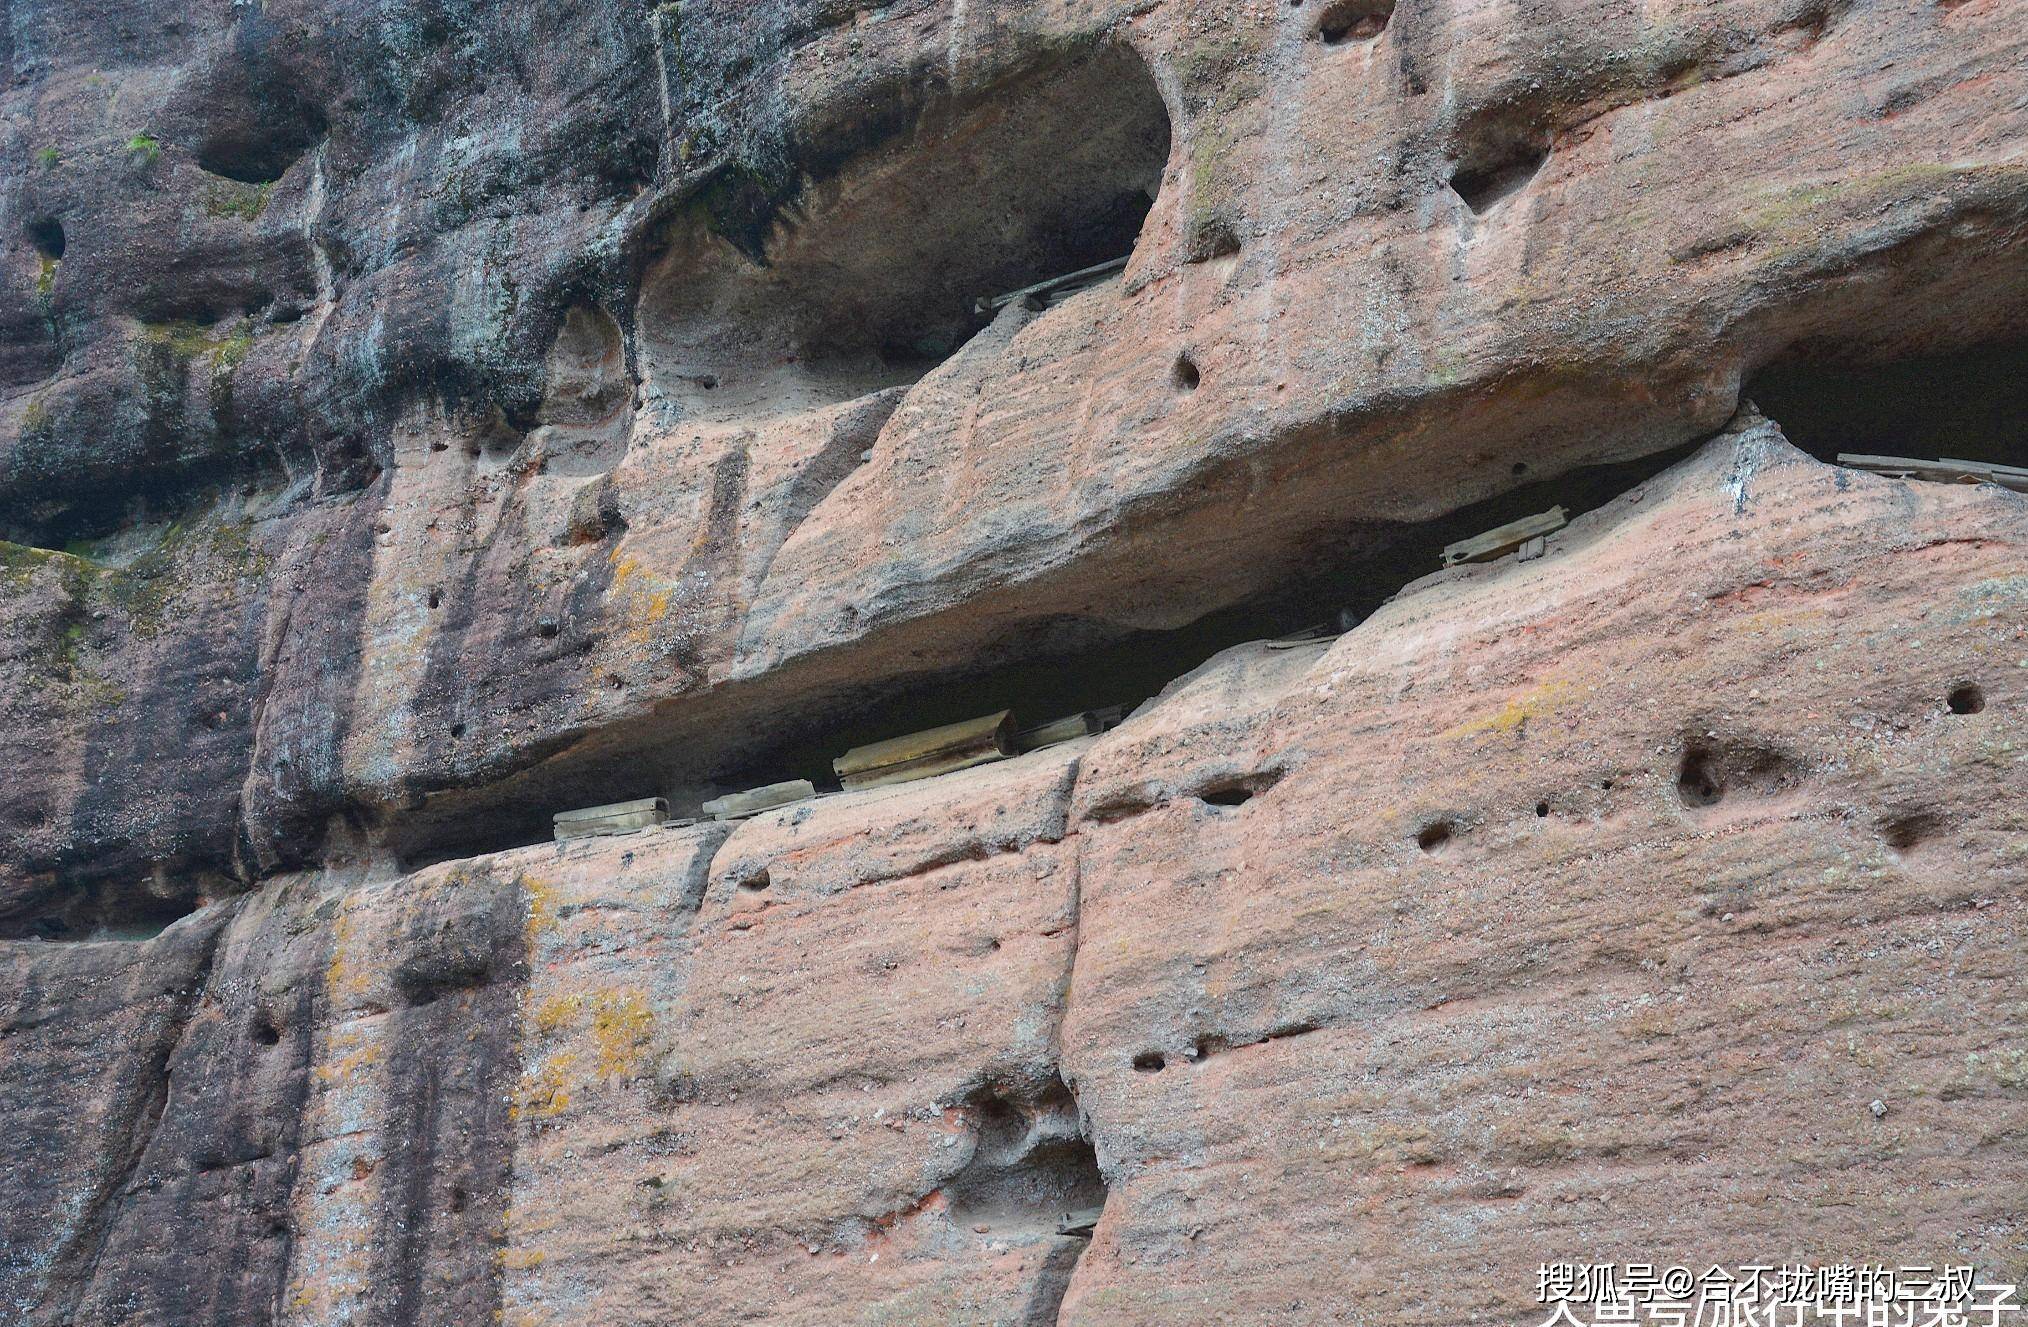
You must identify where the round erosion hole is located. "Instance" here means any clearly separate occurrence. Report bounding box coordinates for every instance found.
[739,868,772,893]
[1172,353,1201,391]
[1316,0,1394,43]
[450,722,466,739]
[427,588,442,609]
[1676,749,1722,808]
[1535,801,1549,818]
[1512,461,1529,477]
[252,1016,282,1047]
[1947,683,1984,715]
[1415,821,1454,854]
[1132,1051,1166,1074]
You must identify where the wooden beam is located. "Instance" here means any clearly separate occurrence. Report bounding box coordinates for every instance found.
[553,797,668,840]
[975,256,1130,316]
[1441,506,1568,568]
[1839,454,2028,492]
[835,711,1016,791]
[702,780,816,822]
[1016,706,1126,752]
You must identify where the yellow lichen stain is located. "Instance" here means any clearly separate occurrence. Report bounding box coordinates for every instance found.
[603,546,678,658]
[522,1051,579,1118]
[1442,679,1577,741]
[501,1247,547,1271]
[589,991,654,1078]
[325,906,371,1001]
[313,1044,383,1084]
[520,873,558,940]
[533,993,580,1034]
[528,989,656,1081]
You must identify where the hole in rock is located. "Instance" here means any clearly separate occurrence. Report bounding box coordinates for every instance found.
[450,723,466,740]
[738,868,772,893]
[1198,768,1282,809]
[427,588,442,609]
[1415,822,1455,855]
[1132,1051,1167,1073]
[635,40,1171,422]
[1448,130,1550,215]
[1535,801,1550,817]
[1747,339,2028,470]
[1316,0,1394,43]
[28,217,66,260]
[1172,353,1202,392]
[536,618,560,639]
[947,1075,1108,1241]
[1880,811,1944,854]
[382,437,1705,871]
[1947,684,1984,715]
[1183,217,1242,264]
[1675,739,1803,810]
[1676,749,1723,807]
[252,1015,282,1046]
[195,96,328,184]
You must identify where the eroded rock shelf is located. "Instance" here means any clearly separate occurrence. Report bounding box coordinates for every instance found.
[2,0,2026,1322]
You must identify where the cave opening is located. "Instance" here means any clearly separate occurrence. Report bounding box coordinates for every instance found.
[1746,338,2028,470]
[946,1075,1107,1237]
[1,876,207,943]
[387,432,1706,873]
[1449,135,1550,215]
[28,216,66,260]
[635,40,1173,423]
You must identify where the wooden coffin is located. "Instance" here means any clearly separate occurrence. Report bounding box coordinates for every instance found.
[834,711,1016,792]
[701,779,817,822]
[1441,505,1568,567]
[553,796,668,841]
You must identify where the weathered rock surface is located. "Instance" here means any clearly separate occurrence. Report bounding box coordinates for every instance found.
[4,428,2022,1322]
[4,0,2026,905]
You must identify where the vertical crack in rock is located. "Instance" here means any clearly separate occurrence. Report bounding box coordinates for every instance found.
[1030,754,1106,1325]
[35,909,231,1324]
[747,386,906,591]
[372,869,528,1327]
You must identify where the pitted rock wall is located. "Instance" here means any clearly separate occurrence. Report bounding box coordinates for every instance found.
[3,0,2027,904]
[4,429,2021,1324]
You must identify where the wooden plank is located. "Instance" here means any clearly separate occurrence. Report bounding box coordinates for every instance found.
[835,711,1015,791]
[1939,457,2028,491]
[1441,506,1567,567]
[553,797,669,841]
[554,796,667,825]
[1056,1208,1103,1237]
[1838,453,2028,490]
[1016,706,1126,752]
[976,256,1129,315]
[702,779,816,822]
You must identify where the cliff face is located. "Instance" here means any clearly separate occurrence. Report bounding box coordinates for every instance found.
[2,0,2025,1322]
